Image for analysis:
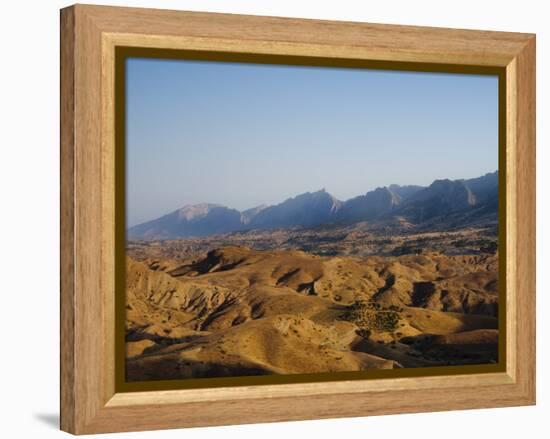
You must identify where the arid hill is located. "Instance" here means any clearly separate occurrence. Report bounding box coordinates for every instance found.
[126,244,499,381]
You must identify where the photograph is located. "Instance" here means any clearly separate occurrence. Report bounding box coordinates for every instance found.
[123,57,500,382]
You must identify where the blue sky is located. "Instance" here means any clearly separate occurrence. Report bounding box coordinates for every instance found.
[126,58,498,227]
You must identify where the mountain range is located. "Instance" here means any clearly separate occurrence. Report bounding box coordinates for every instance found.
[128,171,498,240]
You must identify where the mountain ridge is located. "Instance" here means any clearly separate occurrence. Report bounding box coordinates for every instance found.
[128,171,498,240]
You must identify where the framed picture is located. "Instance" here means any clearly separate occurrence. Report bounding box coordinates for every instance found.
[60,4,536,434]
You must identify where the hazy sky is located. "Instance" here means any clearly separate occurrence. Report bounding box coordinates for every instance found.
[126,58,498,227]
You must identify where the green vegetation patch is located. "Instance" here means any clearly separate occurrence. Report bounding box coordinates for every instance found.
[340,300,400,336]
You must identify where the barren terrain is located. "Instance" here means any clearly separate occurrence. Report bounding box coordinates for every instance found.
[125,225,499,381]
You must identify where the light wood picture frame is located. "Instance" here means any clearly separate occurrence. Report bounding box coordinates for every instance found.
[60,4,536,434]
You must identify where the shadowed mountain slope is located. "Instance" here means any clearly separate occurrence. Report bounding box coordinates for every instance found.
[249,189,343,229]
[337,187,401,222]
[127,204,243,240]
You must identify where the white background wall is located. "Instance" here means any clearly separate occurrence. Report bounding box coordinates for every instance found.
[0,0,546,437]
